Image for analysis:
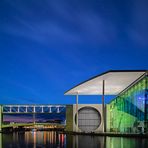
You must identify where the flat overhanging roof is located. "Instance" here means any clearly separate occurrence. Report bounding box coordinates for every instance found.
[65,70,147,95]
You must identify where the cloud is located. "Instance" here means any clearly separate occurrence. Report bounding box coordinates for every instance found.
[127,0,148,46]
[0,76,42,103]
[1,0,148,48]
[0,0,119,46]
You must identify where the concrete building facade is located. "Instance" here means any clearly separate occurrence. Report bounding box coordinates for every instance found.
[66,104,104,132]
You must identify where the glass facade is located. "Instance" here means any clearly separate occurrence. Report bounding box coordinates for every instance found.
[107,75,148,133]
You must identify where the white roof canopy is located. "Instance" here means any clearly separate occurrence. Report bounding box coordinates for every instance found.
[65,70,147,95]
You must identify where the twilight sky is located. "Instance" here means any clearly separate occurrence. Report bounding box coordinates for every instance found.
[0,0,148,104]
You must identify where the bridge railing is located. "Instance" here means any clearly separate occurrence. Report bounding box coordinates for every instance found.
[2,105,66,114]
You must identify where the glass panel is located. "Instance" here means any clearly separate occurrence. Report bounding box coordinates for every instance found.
[108,76,147,133]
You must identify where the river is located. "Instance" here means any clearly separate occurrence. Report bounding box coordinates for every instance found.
[0,131,148,148]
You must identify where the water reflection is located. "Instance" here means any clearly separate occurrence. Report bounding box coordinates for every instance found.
[1,131,148,148]
[0,133,2,148]
[66,135,105,148]
[2,131,65,148]
[106,137,148,148]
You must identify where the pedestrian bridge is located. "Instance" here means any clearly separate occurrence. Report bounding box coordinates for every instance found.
[2,104,66,114]
[0,105,66,131]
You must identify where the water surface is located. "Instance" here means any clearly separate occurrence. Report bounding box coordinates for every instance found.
[1,131,148,148]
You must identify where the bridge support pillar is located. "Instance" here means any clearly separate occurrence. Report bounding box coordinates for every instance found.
[0,105,3,132]
[33,113,35,125]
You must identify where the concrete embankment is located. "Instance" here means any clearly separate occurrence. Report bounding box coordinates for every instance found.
[61,131,148,138]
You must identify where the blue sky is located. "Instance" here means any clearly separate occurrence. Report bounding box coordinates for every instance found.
[0,0,148,104]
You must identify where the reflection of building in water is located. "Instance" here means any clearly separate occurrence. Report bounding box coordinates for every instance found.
[106,137,141,148]
[0,133,2,148]
[66,134,105,148]
[33,132,36,148]
[65,70,148,133]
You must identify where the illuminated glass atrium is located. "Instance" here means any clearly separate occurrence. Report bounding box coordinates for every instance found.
[107,74,148,133]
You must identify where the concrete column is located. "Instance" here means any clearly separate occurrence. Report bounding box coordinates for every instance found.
[41,106,43,113]
[17,106,19,113]
[10,106,12,113]
[33,106,35,113]
[26,106,27,113]
[102,80,105,132]
[49,106,52,113]
[33,106,35,125]
[76,93,79,132]
[57,107,60,113]
[65,105,73,131]
[0,105,2,132]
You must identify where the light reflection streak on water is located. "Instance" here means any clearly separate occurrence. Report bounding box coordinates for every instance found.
[33,131,36,148]
[43,131,46,145]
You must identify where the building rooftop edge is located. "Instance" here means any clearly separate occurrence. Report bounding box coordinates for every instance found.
[64,70,147,95]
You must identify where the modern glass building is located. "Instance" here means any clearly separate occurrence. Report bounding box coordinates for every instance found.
[106,73,148,133]
[65,70,148,134]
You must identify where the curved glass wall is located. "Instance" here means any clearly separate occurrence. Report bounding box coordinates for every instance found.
[107,75,148,133]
